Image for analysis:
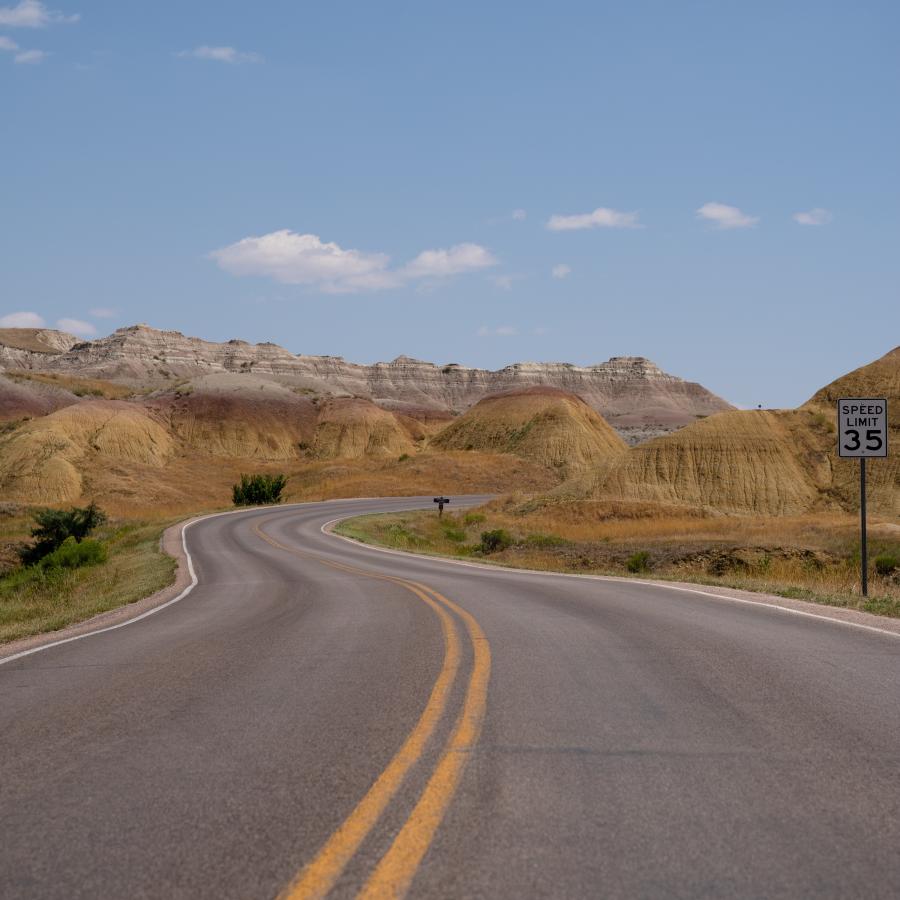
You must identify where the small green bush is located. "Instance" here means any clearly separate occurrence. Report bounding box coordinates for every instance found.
[874,554,900,576]
[38,536,107,570]
[626,550,652,573]
[463,512,486,526]
[398,453,410,462]
[480,529,512,554]
[20,502,107,565]
[232,473,288,506]
[442,526,466,543]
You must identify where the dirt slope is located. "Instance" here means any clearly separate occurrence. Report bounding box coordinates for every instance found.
[0,401,174,503]
[555,347,898,516]
[430,387,627,478]
[312,398,418,459]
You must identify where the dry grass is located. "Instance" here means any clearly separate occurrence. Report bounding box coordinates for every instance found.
[0,517,176,644]
[336,505,900,618]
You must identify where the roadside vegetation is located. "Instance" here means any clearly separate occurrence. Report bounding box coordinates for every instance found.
[0,503,176,644]
[335,501,900,618]
[233,473,288,506]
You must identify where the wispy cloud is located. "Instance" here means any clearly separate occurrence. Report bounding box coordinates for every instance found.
[551,263,571,279]
[88,306,118,318]
[696,202,759,229]
[0,1,78,27]
[0,35,18,49]
[56,317,95,336]
[210,230,496,294]
[793,208,832,226]
[511,208,527,221]
[0,310,45,327]
[177,45,263,64]
[14,47,45,62]
[546,207,640,231]
[476,325,518,337]
[400,243,496,280]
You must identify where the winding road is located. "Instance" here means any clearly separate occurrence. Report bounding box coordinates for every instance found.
[2,496,900,899]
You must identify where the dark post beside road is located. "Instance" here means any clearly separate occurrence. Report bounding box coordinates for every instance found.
[860,458,867,597]
[434,496,450,517]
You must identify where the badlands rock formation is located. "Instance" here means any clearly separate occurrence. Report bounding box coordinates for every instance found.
[0,324,732,440]
[555,347,899,516]
[431,387,627,477]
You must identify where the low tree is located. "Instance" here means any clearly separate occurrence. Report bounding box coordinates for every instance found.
[232,473,288,506]
[19,502,107,566]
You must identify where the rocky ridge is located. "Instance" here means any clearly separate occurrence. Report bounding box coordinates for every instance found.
[0,324,733,441]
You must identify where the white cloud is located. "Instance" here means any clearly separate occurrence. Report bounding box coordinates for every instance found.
[177,45,263,64]
[0,35,18,49]
[476,325,518,337]
[88,306,118,318]
[211,231,394,293]
[56,317,96,336]
[696,202,759,229]
[551,263,571,279]
[0,310,45,327]
[400,243,497,280]
[14,47,45,62]
[793,207,832,226]
[211,230,497,293]
[511,208,527,221]
[546,207,640,231]
[0,1,78,27]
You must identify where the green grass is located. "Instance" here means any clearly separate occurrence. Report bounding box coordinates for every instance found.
[0,521,177,644]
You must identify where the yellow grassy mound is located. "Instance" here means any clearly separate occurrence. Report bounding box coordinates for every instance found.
[0,401,173,503]
[150,378,318,460]
[430,387,627,477]
[312,398,418,459]
[554,347,899,517]
[584,409,833,516]
[803,345,899,514]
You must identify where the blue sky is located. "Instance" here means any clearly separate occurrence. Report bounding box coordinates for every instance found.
[3,0,898,408]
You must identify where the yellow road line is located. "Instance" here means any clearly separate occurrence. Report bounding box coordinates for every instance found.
[357,583,491,899]
[250,521,463,900]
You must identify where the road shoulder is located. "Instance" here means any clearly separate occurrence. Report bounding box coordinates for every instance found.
[0,518,194,662]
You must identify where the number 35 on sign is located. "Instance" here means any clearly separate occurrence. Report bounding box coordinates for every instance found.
[837,398,888,458]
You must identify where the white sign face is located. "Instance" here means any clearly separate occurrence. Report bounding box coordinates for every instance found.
[837,398,888,458]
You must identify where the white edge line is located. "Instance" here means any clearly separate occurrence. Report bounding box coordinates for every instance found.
[321,516,900,642]
[0,497,475,668]
[0,501,318,668]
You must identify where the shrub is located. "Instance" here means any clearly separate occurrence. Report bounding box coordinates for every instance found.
[480,529,512,554]
[232,473,288,506]
[463,512,485,526]
[874,554,900,577]
[38,536,107,570]
[20,502,107,565]
[626,550,652,573]
[398,453,410,462]
[442,526,467,543]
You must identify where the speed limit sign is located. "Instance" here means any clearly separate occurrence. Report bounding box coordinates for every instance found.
[837,398,888,458]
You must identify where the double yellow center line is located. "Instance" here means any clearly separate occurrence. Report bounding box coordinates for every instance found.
[251,518,491,899]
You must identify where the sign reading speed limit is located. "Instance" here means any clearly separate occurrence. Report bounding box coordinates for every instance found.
[837,398,888,458]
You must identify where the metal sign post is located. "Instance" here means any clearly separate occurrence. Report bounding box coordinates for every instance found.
[837,398,888,596]
[433,496,450,517]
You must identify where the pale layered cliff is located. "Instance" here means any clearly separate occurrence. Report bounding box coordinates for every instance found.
[0,324,732,439]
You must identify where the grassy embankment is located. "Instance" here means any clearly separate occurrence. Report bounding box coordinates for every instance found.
[0,509,178,644]
[335,501,900,617]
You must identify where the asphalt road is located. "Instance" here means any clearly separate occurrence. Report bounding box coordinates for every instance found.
[2,496,899,899]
